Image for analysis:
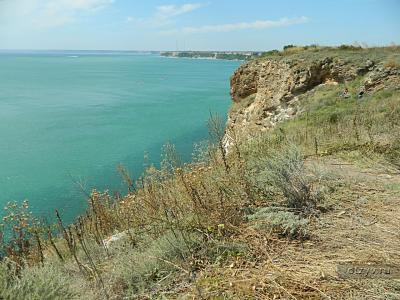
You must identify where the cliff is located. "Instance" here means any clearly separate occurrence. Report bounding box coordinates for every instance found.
[225,46,400,144]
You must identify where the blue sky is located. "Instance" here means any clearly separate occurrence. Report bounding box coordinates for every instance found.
[0,0,399,50]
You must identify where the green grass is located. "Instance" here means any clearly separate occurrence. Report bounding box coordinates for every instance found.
[272,84,400,163]
[385,183,400,192]
[258,44,400,66]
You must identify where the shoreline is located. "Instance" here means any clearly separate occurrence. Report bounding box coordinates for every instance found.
[158,54,246,62]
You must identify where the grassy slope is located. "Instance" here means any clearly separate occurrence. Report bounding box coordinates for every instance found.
[259,45,400,65]
[1,47,399,300]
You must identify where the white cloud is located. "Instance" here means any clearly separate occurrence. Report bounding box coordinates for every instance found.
[40,0,114,27]
[155,3,204,19]
[125,16,135,23]
[0,0,114,28]
[127,2,207,27]
[44,0,114,16]
[161,16,309,35]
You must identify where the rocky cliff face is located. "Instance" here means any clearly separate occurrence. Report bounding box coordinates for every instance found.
[225,48,400,145]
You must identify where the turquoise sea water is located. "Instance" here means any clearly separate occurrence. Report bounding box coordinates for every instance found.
[0,52,241,223]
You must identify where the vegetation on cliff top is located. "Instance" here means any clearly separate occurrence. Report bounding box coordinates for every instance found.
[0,46,399,299]
[260,44,400,64]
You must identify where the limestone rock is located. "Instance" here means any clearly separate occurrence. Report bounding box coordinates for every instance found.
[225,51,399,145]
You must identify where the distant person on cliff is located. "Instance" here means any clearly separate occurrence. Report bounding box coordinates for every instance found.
[341,87,350,98]
[358,89,365,99]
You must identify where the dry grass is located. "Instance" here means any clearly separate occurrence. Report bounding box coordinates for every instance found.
[179,158,400,299]
[0,66,399,299]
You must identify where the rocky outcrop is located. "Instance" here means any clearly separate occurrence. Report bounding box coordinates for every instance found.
[362,65,400,93]
[225,51,399,145]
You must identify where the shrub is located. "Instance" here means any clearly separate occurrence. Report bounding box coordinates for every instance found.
[0,260,15,296]
[283,44,295,50]
[387,137,400,169]
[262,49,280,57]
[111,231,200,296]
[338,44,362,51]
[328,111,340,124]
[248,207,309,239]
[0,260,78,300]
[204,240,247,264]
[251,145,322,213]
[384,57,399,69]
[0,201,42,266]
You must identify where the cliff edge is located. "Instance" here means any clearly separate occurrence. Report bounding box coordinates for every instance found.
[225,46,400,144]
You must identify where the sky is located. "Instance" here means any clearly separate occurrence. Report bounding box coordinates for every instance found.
[0,0,399,51]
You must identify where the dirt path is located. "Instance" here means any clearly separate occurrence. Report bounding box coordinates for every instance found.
[187,158,400,299]
[287,157,400,298]
[165,157,400,299]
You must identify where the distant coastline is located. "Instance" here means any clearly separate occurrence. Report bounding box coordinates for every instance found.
[160,51,264,61]
[0,50,264,61]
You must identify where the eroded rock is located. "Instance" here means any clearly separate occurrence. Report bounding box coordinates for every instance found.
[225,52,399,145]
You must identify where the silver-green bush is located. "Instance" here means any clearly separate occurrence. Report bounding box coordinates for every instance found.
[0,260,78,300]
[250,145,323,213]
[248,207,309,239]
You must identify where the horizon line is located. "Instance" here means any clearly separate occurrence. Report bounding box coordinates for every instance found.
[0,49,267,52]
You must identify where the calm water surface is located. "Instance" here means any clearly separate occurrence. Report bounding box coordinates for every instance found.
[0,52,241,223]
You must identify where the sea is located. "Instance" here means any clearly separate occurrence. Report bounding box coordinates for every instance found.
[0,51,241,224]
